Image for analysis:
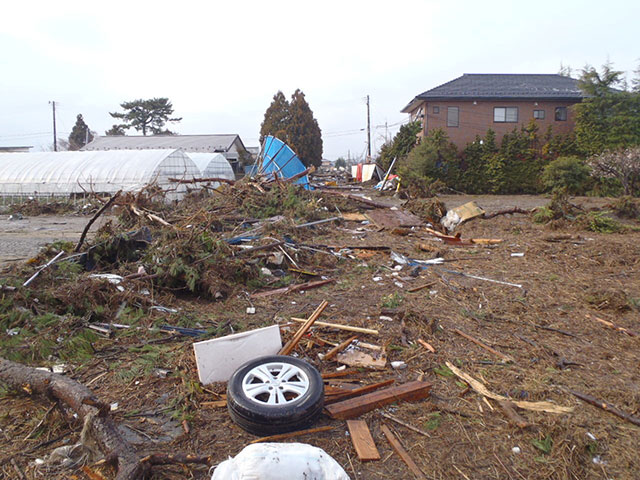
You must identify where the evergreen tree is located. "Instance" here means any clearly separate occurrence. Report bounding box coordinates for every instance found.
[68,114,94,150]
[109,98,181,136]
[259,91,290,145]
[286,89,323,168]
[105,124,126,136]
[377,121,421,170]
[575,63,640,155]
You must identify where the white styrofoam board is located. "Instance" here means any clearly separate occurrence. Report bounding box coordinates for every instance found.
[193,325,282,385]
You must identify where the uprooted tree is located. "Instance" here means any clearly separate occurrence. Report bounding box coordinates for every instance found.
[0,357,209,480]
[108,98,182,136]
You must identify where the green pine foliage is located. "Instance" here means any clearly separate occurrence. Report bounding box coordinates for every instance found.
[287,90,323,168]
[259,91,290,145]
[377,121,422,170]
[109,98,182,136]
[541,156,592,194]
[68,114,94,150]
[575,63,640,156]
[259,90,323,168]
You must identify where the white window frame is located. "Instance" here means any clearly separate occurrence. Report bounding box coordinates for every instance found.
[494,107,518,123]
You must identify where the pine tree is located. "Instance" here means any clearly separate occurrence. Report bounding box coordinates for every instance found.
[259,91,290,145]
[109,98,181,136]
[68,114,94,150]
[286,89,323,168]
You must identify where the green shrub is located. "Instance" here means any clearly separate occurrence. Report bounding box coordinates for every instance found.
[612,196,639,218]
[541,156,591,194]
[579,211,625,233]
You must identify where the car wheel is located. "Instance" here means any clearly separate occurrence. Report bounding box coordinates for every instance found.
[227,355,324,436]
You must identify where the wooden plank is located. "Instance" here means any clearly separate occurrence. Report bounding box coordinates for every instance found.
[279,301,328,355]
[248,425,335,444]
[347,419,380,461]
[290,317,379,335]
[365,209,423,229]
[322,369,359,379]
[453,328,515,363]
[325,379,395,404]
[324,335,358,361]
[325,381,431,420]
[380,424,426,479]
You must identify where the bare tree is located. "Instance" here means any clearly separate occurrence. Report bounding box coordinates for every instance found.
[587,147,640,195]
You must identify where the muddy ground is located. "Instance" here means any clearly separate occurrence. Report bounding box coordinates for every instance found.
[0,192,638,480]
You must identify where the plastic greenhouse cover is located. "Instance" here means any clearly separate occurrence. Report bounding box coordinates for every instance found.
[0,149,198,197]
[259,136,311,190]
[187,152,235,180]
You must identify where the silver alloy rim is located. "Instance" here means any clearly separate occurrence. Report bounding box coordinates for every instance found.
[242,362,310,405]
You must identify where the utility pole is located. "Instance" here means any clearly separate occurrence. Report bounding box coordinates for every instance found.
[49,101,57,152]
[366,95,371,161]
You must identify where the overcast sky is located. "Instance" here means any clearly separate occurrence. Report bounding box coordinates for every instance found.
[0,0,637,159]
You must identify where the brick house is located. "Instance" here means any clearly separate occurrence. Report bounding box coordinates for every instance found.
[401,74,584,149]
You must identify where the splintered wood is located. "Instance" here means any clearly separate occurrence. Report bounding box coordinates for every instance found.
[381,424,426,479]
[347,419,380,461]
[325,381,432,420]
[279,300,328,355]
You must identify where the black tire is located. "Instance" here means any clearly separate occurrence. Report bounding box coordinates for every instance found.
[227,355,324,436]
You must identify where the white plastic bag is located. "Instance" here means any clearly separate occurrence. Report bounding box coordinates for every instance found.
[211,442,350,480]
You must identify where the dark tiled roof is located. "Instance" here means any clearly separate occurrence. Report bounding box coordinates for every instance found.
[402,74,583,111]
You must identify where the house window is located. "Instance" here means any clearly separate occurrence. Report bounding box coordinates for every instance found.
[533,109,545,119]
[447,107,459,127]
[555,106,567,121]
[433,106,440,114]
[494,107,518,123]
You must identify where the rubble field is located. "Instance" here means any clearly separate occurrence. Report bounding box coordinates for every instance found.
[0,182,638,480]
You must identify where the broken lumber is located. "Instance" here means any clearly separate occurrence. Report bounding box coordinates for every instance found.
[321,190,392,209]
[248,425,334,444]
[483,207,532,219]
[497,400,530,428]
[0,357,209,480]
[322,369,359,379]
[325,381,432,420]
[445,362,572,414]
[408,281,437,293]
[23,251,65,287]
[417,339,436,353]
[380,412,431,437]
[347,419,380,461]
[324,335,358,361]
[570,390,640,427]
[586,313,637,337]
[251,279,334,298]
[380,424,426,479]
[325,379,395,404]
[453,328,515,363]
[290,317,379,335]
[279,300,329,355]
[75,190,121,252]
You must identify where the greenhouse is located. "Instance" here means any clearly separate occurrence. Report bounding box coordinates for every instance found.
[0,149,199,201]
[187,153,236,188]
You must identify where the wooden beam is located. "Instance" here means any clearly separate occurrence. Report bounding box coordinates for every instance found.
[325,379,395,405]
[325,381,431,420]
[290,317,378,335]
[248,425,334,444]
[380,424,425,479]
[347,420,380,461]
[279,301,328,355]
[324,335,358,361]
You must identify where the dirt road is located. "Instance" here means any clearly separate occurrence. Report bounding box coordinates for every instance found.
[0,214,110,265]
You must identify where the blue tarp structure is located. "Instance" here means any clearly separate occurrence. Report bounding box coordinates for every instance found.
[257,136,311,190]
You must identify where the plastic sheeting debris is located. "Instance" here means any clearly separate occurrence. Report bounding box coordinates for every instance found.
[211,443,350,480]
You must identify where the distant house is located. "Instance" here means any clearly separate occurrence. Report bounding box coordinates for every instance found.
[82,134,251,171]
[401,74,584,148]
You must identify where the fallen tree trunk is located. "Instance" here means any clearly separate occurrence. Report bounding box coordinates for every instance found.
[483,207,532,219]
[0,357,209,480]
